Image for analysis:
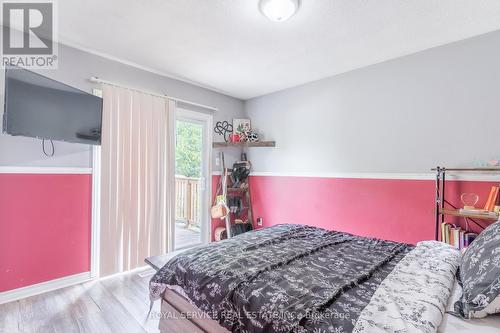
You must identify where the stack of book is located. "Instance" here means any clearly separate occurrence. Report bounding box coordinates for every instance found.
[440,222,478,249]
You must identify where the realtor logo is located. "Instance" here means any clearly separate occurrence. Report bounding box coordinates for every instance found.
[1,1,58,68]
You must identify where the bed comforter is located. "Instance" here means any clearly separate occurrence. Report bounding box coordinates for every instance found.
[150,224,460,333]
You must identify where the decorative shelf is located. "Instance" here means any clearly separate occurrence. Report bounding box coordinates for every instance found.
[440,208,499,221]
[431,167,500,172]
[212,141,276,148]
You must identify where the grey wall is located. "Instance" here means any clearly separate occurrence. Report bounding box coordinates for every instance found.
[0,43,245,168]
[245,30,500,174]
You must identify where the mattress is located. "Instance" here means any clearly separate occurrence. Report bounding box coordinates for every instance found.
[438,279,500,333]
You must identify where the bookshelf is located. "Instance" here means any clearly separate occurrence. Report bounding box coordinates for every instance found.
[434,167,500,241]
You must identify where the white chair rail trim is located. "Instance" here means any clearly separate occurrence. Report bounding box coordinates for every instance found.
[0,166,92,174]
[212,171,500,182]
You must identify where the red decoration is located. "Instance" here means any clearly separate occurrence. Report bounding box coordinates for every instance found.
[230,134,241,142]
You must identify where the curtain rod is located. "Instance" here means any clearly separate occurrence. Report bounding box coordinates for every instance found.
[89,76,218,111]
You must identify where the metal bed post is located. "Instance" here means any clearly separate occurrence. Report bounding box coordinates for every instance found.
[435,166,441,241]
[441,168,446,228]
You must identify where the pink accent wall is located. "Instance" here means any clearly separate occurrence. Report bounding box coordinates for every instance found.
[0,174,92,292]
[247,175,496,244]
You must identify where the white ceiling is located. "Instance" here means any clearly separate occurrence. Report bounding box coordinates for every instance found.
[55,1,500,99]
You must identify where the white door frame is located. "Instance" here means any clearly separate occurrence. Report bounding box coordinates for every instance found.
[90,89,102,278]
[91,145,101,278]
[174,108,213,248]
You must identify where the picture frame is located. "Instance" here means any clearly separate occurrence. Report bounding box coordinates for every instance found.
[233,119,251,135]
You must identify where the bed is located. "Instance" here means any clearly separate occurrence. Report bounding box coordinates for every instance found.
[439,279,500,333]
[148,224,500,332]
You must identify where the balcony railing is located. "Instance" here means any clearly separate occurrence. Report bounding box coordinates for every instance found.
[175,175,200,228]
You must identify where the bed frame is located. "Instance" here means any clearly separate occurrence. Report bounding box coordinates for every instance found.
[146,251,229,332]
[159,289,229,333]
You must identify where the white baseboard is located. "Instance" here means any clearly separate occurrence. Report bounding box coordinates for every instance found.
[0,272,92,305]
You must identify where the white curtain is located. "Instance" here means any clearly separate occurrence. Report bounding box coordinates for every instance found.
[99,85,175,276]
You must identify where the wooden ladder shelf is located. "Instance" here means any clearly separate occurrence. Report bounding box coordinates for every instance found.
[213,152,254,239]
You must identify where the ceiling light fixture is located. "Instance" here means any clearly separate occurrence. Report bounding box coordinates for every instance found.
[259,0,300,22]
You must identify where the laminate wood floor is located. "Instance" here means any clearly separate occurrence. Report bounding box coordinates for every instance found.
[0,269,162,333]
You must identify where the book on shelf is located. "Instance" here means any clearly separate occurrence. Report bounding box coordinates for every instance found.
[440,222,449,244]
[459,229,465,249]
[484,185,500,211]
[464,232,478,247]
[440,222,478,250]
[452,227,460,249]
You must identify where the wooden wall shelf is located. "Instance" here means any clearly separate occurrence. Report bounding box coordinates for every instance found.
[440,208,499,221]
[212,141,276,148]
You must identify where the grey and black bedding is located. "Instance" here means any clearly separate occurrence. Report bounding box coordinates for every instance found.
[149,224,461,333]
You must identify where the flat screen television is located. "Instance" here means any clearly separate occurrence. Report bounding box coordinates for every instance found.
[2,66,103,145]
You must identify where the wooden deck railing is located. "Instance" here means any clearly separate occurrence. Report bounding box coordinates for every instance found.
[175,175,200,227]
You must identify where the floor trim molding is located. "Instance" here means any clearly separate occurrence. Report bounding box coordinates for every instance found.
[0,272,92,305]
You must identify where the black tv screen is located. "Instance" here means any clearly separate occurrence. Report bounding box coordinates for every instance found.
[2,66,103,145]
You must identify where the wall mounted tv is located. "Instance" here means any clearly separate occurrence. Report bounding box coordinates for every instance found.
[2,66,103,145]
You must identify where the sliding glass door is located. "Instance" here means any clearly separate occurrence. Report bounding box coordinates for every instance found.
[173,109,212,250]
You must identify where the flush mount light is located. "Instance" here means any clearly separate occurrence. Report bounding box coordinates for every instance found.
[259,0,300,22]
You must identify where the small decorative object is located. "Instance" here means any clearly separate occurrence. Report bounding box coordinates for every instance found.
[461,193,479,210]
[214,121,233,142]
[243,131,250,141]
[214,227,227,241]
[247,131,259,142]
[229,134,240,142]
[233,119,251,136]
[211,194,229,219]
[488,159,499,167]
